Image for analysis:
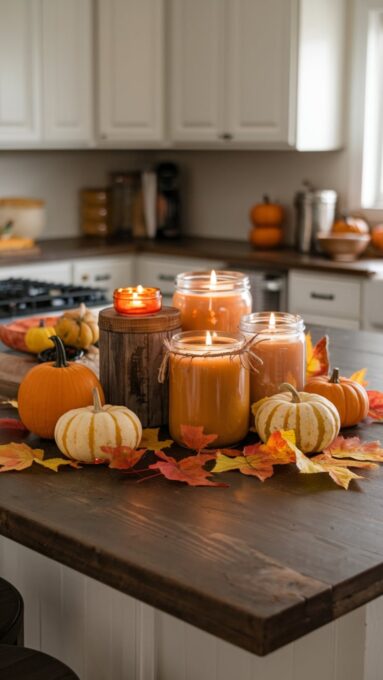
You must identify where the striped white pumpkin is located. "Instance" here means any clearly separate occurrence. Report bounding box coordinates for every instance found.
[54,388,142,463]
[253,383,340,453]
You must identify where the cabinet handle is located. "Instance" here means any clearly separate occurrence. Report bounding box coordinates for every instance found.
[219,133,233,141]
[95,274,111,282]
[81,274,90,282]
[158,274,176,282]
[371,322,383,330]
[310,292,335,301]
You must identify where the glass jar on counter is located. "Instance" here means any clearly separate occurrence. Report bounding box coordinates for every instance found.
[239,312,306,405]
[172,270,252,332]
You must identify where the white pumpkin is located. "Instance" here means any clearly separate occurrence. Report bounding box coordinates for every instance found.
[54,388,142,463]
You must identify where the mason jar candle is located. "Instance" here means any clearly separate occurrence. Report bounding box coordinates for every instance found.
[168,331,250,447]
[173,270,252,332]
[239,312,306,404]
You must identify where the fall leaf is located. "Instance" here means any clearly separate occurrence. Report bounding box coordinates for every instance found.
[349,368,368,387]
[0,442,78,472]
[140,428,173,451]
[324,436,383,462]
[212,431,295,482]
[292,443,365,490]
[149,449,227,487]
[0,418,28,431]
[34,457,80,472]
[367,390,383,421]
[212,451,274,482]
[306,333,329,380]
[180,424,218,451]
[101,445,147,470]
[256,430,296,464]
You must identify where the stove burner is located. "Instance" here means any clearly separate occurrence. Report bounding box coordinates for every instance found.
[0,278,110,318]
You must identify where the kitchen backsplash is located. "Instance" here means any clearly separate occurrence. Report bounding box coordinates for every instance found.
[0,149,348,243]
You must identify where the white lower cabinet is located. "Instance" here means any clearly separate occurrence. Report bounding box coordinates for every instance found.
[72,256,135,298]
[362,278,383,332]
[288,270,362,330]
[0,261,72,284]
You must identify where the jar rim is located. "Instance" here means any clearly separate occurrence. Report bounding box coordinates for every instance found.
[170,330,247,355]
[175,270,250,293]
[240,311,305,334]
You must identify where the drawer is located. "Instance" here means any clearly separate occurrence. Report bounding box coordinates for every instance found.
[288,271,361,321]
[137,255,225,298]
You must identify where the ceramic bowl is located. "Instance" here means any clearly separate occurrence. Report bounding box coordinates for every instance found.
[316,233,371,262]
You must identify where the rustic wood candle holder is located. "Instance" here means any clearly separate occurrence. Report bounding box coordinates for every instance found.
[99,306,181,428]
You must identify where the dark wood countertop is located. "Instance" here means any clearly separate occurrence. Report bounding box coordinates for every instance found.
[3,236,383,277]
[0,327,383,656]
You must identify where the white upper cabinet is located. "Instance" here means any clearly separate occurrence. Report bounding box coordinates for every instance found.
[0,0,41,144]
[97,0,164,146]
[42,0,92,145]
[169,0,346,150]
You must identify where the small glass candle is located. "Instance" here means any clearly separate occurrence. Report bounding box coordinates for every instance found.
[113,285,162,315]
[239,312,305,404]
[172,270,252,332]
[168,330,250,447]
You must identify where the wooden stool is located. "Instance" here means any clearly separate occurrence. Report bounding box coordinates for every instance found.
[0,578,23,645]
[0,645,80,679]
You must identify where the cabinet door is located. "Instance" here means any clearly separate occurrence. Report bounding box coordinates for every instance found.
[42,0,92,145]
[0,0,41,144]
[225,0,296,145]
[97,0,164,145]
[170,0,225,143]
[73,257,135,298]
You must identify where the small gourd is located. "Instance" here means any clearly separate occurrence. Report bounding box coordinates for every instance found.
[250,195,284,227]
[18,336,104,439]
[304,367,369,428]
[55,303,99,349]
[54,388,142,463]
[25,320,56,354]
[253,383,340,453]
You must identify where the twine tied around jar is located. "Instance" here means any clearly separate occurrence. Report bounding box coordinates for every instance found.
[158,335,263,384]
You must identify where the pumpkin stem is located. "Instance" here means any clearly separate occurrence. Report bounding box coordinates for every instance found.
[92,387,103,413]
[49,335,69,367]
[262,194,270,204]
[279,382,301,403]
[329,367,340,384]
[78,302,86,319]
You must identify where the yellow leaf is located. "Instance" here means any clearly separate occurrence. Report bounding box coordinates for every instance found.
[0,442,44,472]
[140,428,173,451]
[34,457,80,472]
[348,368,368,387]
[324,436,383,462]
[294,446,365,489]
[305,333,330,380]
[212,453,247,474]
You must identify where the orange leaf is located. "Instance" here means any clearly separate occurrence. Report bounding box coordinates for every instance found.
[149,450,227,487]
[213,431,295,482]
[306,333,330,380]
[367,390,383,421]
[256,430,296,464]
[180,425,218,451]
[0,442,44,472]
[312,452,378,470]
[212,451,274,482]
[101,446,147,470]
[349,368,368,387]
[324,435,383,461]
[140,428,173,451]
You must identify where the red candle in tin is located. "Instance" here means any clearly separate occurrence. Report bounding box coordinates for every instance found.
[113,285,162,315]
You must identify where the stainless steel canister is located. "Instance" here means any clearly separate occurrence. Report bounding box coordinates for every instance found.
[294,184,337,253]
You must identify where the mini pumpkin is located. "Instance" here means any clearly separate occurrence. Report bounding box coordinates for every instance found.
[332,215,369,235]
[371,225,383,251]
[249,225,283,249]
[253,383,340,453]
[54,388,142,463]
[304,367,369,428]
[25,319,56,354]
[55,303,99,349]
[250,195,284,226]
[18,336,104,438]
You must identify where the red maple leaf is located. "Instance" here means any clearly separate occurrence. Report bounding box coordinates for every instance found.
[0,418,28,432]
[101,446,147,470]
[367,390,383,421]
[149,450,227,487]
[180,425,218,451]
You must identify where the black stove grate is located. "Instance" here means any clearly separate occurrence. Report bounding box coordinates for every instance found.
[0,278,110,318]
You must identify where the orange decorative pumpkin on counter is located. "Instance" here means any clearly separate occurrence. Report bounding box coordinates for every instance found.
[304,367,369,428]
[371,225,383,251]
[249,226,283,249]
[250,195,284,227]
[332,215,369,235]
[18,335,104,438]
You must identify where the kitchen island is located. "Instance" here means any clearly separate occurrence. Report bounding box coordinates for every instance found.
[0,326,383,679]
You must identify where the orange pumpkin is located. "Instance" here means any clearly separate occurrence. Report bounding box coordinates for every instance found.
[249,225,283,249]
[18,335,104,438]
[332,215,369,235]
[250,195,284,226]
[304,367,369,428]
[371,225,383,251]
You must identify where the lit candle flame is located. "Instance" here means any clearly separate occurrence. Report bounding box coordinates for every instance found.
[209,270,217,289]
[206,330,213,346]
[137,284,144,294]
[269,312,276,330]
[132,291,138,300]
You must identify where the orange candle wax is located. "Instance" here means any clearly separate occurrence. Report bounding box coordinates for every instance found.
[113,285,162,315]
[240,312,305,404]
[173,270,252,332]
[169,331,250,447]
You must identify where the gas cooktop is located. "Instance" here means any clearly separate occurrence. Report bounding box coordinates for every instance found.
[0,278,109,319]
